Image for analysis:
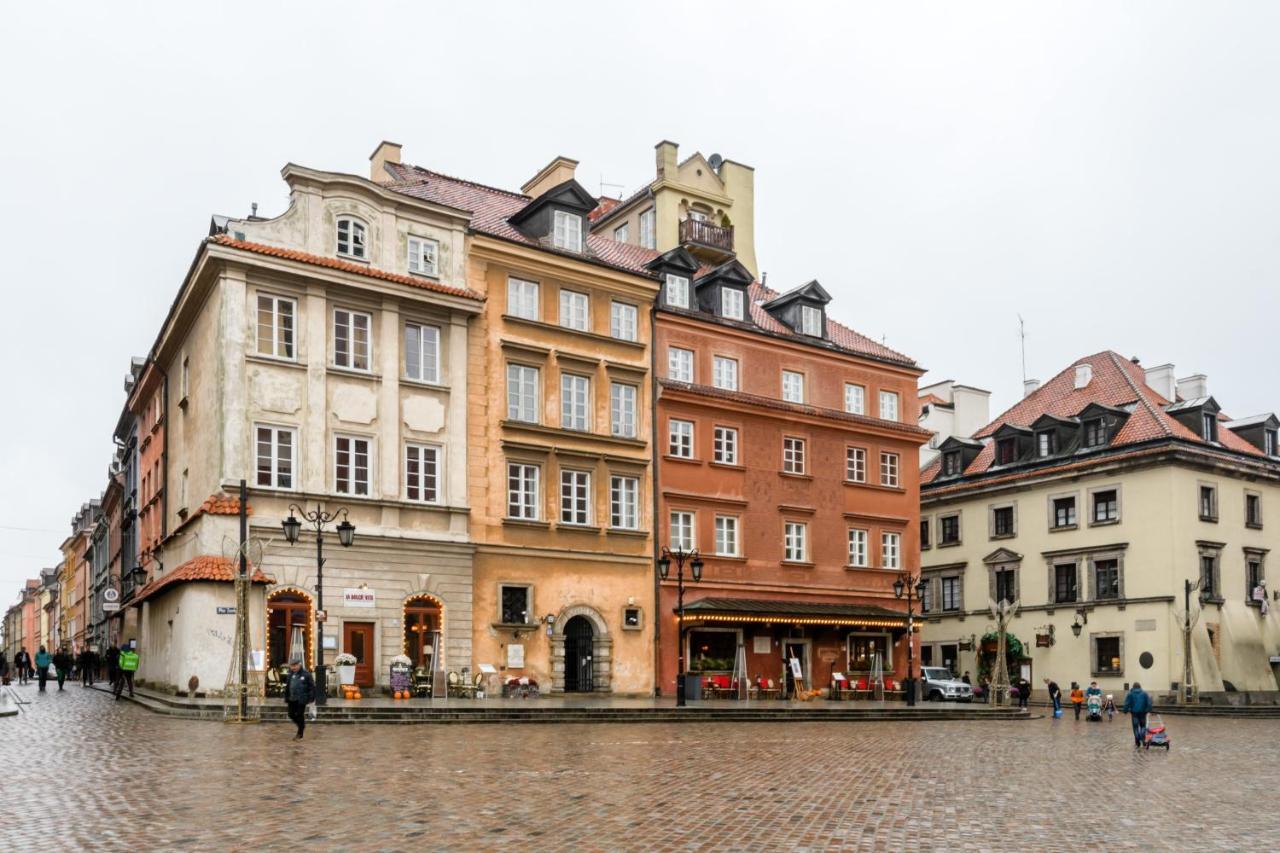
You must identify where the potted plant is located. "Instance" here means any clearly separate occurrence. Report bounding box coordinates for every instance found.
[334,653,357,686]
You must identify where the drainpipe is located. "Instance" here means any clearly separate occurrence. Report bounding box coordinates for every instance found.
[650,297,662,697]
[154,360,170,543]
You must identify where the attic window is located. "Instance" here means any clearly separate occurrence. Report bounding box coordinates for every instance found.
[1036,431,1056,458]
[1074,364,1093,389]
[800,305,823,337]
[553,211,582,252]
[942,451,962,476]
[1202,412,1217,442]
[721,288,744,321]
[666,275,690,309]
[1267,429,1278,456]
[996,438,1017,466]
[337,217,367,259]
[1083,418,1106,448]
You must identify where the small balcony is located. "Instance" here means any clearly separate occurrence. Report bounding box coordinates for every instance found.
[679,218,734,255]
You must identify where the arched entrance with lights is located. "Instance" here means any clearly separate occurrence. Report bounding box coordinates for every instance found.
[266,588,313,671]
[550,604,610,693]
[403,593,444,673]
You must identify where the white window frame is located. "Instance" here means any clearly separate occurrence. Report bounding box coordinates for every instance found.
[256,294,296,360]
[610,475,640,530]
[782,370,805,403]
[721,288,744,321]
[668,347,694,382]
[404,442,441,504]
[848,528,868,567]
[713,426,738,465]
[665,274,690,309]
[783,436,806,475]
[333,434,372,496]
[561,373,591,432]
[640,208,656,249]
[507,463,540,520]
[784,522,808,563]
[880,452,900,487]
[559,289,589,332]
[407,235,439,277]
[879,390,900,422]
[507,277,540,321]
[800,305,822,336]
[336,216,367,259]
[609,382,637,438]
[610,301,637,341]
[613,222,629,243]
[332,308,372,371]
[881,532,902,569]
[668,419,694,458]
[844,383,865,415]
[404,322,441,384]
[255,424,296,490]
[712,356,739,391]
[506,363,540,423]
[552,210,583,252]
[560,469,591,525]
[669,510,695,551]
[714,515,740,557]
[846,447,867,483]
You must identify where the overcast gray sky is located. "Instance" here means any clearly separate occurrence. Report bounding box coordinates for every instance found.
[2,1,1278,597]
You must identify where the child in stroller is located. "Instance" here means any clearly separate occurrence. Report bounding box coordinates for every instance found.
[1085,681,1103,721]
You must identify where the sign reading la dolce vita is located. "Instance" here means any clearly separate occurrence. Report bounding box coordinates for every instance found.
[343,588,376,608]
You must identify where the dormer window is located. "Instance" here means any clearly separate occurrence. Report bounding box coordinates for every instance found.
[942,451,962,476]
[407,236,438,277]
[1084,418,1106,448]
[666,274,690,309]
[1036,431,1056,457]
[996,438,1018,466]
[800,305,823,337]
[721,288,744,320]
[1267,429,1278,456]
[1202,412,1217,442]
[553,211,583,252]
[337,217,366,259]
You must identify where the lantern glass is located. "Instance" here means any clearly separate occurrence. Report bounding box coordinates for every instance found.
[336,519,356,548]
[691,557,704,582]
[657,556,671,580]
[282,515,302,544]
[916,578,928,599]
[1071,620,1083,638]
[893,576,905,599]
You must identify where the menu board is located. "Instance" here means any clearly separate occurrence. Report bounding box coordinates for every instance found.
[389,662,412,694]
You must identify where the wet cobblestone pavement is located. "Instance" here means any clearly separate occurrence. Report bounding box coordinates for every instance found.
[2,681,1277,851]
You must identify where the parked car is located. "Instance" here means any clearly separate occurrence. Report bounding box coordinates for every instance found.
[921,667,973,702]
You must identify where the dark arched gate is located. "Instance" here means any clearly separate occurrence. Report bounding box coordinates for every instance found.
[563,616,594,692]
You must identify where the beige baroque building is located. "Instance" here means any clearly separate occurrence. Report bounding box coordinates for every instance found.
[130,158,483,694]
[919,352,1280,701]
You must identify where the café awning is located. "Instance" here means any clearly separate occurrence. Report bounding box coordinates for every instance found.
[678,597,911,630]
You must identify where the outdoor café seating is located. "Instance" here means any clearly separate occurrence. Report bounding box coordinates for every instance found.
[754,676,782,700]
[412,666,432,697]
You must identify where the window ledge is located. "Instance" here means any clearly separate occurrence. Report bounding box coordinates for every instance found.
[710,554,747,562]
[555,523,601,533]
[710,462,745,472]
[779,472,813,481]
[1246,522,1264,530]
[1050,524,1079,533]
[1089,518,1121,528]
[400,377,451,392]
[246,354,305,371]
[501,313,647,350]
[781,560,815,568]
[336,253,370,265]
[844,564,874,571]
[937,541,962,549]
[990,533,1016,541]
[1245,599,1263,609]
[844,479,868,487]
[864,483,905,494]
[327,366,381,381]
[503,518,550,529]
[663,454,702,465]
[491,622,540,632]
[1091,671,1124,679]
[606,528,649,538]
[1199,516,1218,524]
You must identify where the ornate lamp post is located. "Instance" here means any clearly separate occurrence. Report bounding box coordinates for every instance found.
[282,504,355,705]
[657,546,703,707]
[893,572,928,707]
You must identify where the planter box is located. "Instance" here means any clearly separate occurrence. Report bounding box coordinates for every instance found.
[336,665,356,686]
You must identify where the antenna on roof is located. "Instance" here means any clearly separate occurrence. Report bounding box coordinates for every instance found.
[598,175,624,198]
[1018,314,1027,383]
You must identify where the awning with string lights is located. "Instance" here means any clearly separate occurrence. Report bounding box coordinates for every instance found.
[677,597,915,631]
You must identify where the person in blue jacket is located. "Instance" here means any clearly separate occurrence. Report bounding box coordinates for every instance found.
[1121,682,1153,749]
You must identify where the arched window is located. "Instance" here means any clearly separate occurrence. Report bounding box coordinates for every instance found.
[337,217,367,259]
[403,595,443,670]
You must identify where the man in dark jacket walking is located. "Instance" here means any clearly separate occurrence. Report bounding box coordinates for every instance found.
[52,647,72,691]
[284,654,316,740]
[104,645,120,693]
[1122,682,1153,749]
[15,647,32,685]
[78,647,95,686]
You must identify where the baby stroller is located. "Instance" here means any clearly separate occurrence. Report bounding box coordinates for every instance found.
[1143,714,1171,750]
[1086,693,1102,721]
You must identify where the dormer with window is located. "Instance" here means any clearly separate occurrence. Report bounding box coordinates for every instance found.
[937,436,983,479]
[1029,413,1079,459]
[337,216,367,260]
[1226,413,1280,456]
[1164,396,1222,444]
[692,258,754,323]
[507,176,598,256]
[645,247,700,311]
[760,280,831,339]
[991,424,1033,467]
[1074,403,1131,451]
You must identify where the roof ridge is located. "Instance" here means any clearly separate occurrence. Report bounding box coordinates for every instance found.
[396,162,529,201]
[1107,351,1174,438]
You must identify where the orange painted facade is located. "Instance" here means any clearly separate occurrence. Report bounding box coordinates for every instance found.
[129,361,167,572]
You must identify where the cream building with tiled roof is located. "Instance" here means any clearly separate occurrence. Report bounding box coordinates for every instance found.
[918,351,1280,702]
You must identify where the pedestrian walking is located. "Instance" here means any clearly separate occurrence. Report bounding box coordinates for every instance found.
[1045,678,1062,716]
[283,654,316,740]
[1070,682,1085,719]
[79,647,95,686]
[114,643,138,699]
[1016,677,1031,708]
[0,651,8,685]
[14,647,31,685]
[52,647,72,691]
[35,646,51,692]
[105,644,120,693]
[1122,682,1153,749]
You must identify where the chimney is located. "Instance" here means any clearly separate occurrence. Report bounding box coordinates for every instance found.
[1074,364,1093,389]
[369,140,402,184]
[1144,363,1176,401]
[521,156,579,198]
[1023,379,1041,398]
[655,140,679,180]
[1176,374,1208,401]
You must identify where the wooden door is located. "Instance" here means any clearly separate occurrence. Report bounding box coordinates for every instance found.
[343,621,376,687]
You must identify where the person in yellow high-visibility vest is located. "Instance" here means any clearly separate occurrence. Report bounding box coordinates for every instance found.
[115,644,139,700]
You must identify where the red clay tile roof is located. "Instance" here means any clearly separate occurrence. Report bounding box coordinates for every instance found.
[922,350,1267,487]
[919,393,948,407]
[588,196,620,222]
[210,235,484,301]
[200,494,251,517]
[747,282,917,367]
[130,556,273,607]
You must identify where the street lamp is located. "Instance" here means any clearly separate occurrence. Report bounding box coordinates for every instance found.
[282,504,355,705]
[658,546,703,706]
[1071,608,1088,638]
[893,572,928,707]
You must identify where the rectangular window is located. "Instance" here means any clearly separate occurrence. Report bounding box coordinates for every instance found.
[334,435,370,496]
[879,390,900,422]
[640,209,656,249]
[665,274,689,308]
[880,452,900,487]
[336,218,366,258]
[784,522,808,562]
[992,506,1015,537]
[939,515,960,545]
[783,437,806,474]
[404,322,441,384]
[507,463,540,520]
[1094,559,1120,600]
[713,426,738,465]
[507,277,539,320]
[994,568,1016,605]
[256,294,296,360]
[882,532,901,569]
[180,357,190,403]
[1053,496,1077,528]
[1266,429,1278,456]
[996,438,1017,466]
[333,309,371,371]
[1092,489,1118,524]
[613,222,629,243]
[942,452,962,476]
[559,289,589,331]
[1084,418,1106,448]
[844,383,865,415]
[1202,412,1217,442]
[610,476,639,530]
[1199,485,1217,521]
[552,210,583,252]
[506,364,540,423]
[668,347,694,382]
[848,529,868,567]
[712,356,739,391]
[1037,431,1055,457]
[1246,493,1262,528]
[941,577,960,612]
[404,443,439,503]
[920,518,931,548]
[800,305,822,336]
[1200,554,1217,598]
[781,370,804,403]
[1095,636,1122,674]
[609,301,637,341]
[1054,564,1077,604]
[721,288,744,320]
[714,515,740,556]
[561,374,590,431]
[559,470,591,525]
[668,419,694,458]
[407,235,439,276]
[500,586,530,625]
[920,579,933,613]
[1248,559,1264,598]
[846,447,866,482]
[609,383,637,438]
[670,511,695,550]
[255,425,295,489]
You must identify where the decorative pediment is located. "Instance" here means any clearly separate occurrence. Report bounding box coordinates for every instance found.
[645,246,699,276]
[982,547,1023,565]
[760,279,832,310]
[693,258,753,290]
[508,178,598,231]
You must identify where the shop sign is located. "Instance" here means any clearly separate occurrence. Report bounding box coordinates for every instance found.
[1035,633,1052,648]
[216,606,236,615]
[753,636,772,654]
[102,602,121,613]
[343,588,376,608]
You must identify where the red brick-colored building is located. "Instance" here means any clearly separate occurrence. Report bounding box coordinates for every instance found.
[650,248,930,697]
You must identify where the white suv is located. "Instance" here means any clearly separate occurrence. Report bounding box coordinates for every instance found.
[921,667,973,702]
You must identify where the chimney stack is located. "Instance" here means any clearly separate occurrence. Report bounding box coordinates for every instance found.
[1022,379,1041,398]
[521,156,579,198]
[655,140,678,180]
[1144,363,1176,401]
[1176,374,1209,401]
[369,140,402,184]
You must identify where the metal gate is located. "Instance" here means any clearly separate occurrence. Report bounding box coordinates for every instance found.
[563,616,594,692]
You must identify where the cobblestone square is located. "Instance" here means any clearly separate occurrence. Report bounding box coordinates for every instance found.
[3,682,1277,851]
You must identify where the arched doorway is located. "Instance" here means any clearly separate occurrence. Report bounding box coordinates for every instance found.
[563,616,594,692]
[403,595,443,671]
[267,590,312,670]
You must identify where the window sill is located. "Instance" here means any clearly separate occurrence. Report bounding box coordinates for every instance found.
[937,541,962,549]
[502,420,648,449]
[503,518,550,529]
[501,313,646,350]
[400,377,451,392]
[711,554,747,562]
[844,479,868,487]
[606,528,649,538]
[1245,599,1264,609]
[1050,524,1079,533]
[845,564,874,571]
[779,471,813,481]
[328,365,381,381]
[491,622,540,632]
[781,560,815,568]
[1199,516,1218,524]
[1246,522,1264,530]
[556,523,601,533]
[990,532,1016,541]
[863,483,906,494]
[921,544,932,551]
[409,269,442,282]
[1088,518,1121,528]
[336,253,370,265]
[246,354,304,370]
[1091,671,1124,679]
[663,454,702,465]
[710,462,745,472]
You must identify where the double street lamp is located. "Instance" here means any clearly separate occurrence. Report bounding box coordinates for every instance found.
[657,546,703,707]
[282,504,355,705]
[893,572,928,707]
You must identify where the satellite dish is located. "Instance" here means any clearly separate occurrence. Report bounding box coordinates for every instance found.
[708,153,724,172]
